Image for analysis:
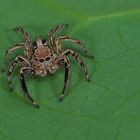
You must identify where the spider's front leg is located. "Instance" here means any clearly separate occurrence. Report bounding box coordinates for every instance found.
[19,67,39,108]
[58,56,71,102]
[7,56,30,91]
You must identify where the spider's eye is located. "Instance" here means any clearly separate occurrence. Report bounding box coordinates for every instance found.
[32,41,37,46]
[42,39,46,44]
[45,57,50,61]
[39,59,45,63]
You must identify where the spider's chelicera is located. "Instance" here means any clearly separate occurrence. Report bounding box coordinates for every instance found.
[2,24,93,108]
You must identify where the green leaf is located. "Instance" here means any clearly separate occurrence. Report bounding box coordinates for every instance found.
[0,0,140,140]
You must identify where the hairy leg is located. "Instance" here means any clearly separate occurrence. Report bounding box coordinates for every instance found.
[19,67,39,108]
[2,42,24,72]
[7,56,30,91]
[58,56,71,102]
[16,26,30,43]
[48,24,68,47]
[62,49,90,81]
[16,26,33,59]
[54,36,93,57]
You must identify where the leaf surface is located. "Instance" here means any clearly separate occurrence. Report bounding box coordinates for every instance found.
[0,0,140,140]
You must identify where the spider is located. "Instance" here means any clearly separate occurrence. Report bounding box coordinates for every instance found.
[2,24,93,108]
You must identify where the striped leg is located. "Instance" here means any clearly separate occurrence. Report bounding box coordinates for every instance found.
[16,26,31,43]
[48,24,68,47]
[59,56,71,102]
[16,26,32,59]
[54,36,93,57]
[2,42,24,72]
[7,56,30,91]
[62,49,90,81]
[19,67,39,108]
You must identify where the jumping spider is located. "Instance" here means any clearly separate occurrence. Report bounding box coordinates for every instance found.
[2,24,93,108]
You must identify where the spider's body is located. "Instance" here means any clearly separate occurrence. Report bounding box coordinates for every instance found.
[2,24,93,108]
[31,41,58,76]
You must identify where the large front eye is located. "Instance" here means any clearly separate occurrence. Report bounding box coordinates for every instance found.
[39,59,45,63]
[45,57,50,61]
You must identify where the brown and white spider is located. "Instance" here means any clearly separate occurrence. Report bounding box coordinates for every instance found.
[2,24,93,108]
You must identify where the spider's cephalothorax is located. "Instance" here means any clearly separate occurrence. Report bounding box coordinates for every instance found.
[31,40,59,76]
[2,24,93,108]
